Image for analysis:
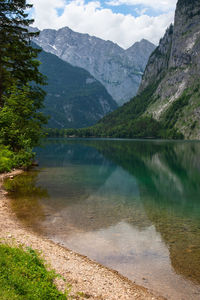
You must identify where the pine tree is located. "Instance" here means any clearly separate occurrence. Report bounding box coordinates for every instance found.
[0,0,45,107]
[0,0,48,169]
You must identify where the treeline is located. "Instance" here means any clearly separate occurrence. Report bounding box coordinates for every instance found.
[46,80,184,140]
[46,116,183,140]
[0,1,47,172]
[48,82,199,141]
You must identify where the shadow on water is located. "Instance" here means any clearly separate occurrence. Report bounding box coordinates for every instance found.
[4,138,200,298]
[4,171,49,233]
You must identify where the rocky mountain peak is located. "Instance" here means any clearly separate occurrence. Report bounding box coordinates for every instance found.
[126,39,156,72]
[33,27,155,106]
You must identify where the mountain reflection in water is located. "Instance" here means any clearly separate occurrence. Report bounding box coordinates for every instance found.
[5,139,200,300]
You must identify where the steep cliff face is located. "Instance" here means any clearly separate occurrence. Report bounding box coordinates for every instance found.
[85,0,200,140]
[33,27,155,106]
[139,0,200,139]
[138,25,174,93]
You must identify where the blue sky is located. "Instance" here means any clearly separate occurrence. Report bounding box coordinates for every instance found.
[86,0,172,17]
[29,0,176,48]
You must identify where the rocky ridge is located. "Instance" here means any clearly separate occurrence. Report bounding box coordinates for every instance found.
[33,27,155,106]
[139,0,200,139]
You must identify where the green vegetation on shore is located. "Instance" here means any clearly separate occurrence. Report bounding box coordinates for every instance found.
[0,1,47,173]
[0,146,16,173]
[0,244,67,299]
[0,145,32,173]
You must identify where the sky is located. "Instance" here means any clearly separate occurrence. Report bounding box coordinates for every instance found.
[29,0,177,49]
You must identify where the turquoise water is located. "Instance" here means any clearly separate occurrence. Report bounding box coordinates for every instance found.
[5,139,200,299]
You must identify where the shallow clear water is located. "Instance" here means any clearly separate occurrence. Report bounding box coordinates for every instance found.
[5,139,200,299]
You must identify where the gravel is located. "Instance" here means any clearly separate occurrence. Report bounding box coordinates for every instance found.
[0,170,165,300]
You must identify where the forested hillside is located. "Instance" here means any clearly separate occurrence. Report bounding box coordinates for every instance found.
[36,45,117,128]
[60,0,200,140]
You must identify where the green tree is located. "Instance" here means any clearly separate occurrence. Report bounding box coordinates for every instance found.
[0,85,47,152]
[0,0,45,107]
[0,0,48,171]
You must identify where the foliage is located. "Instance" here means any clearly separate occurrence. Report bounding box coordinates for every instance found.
[162,90,191,129]
[96,80,160,129]
[0,1,47,173]
[0,0,45,107]
[46,79,183,140]
[0,145,34,173]
[160,84,200,139]
[0,85,47,152]
[0,145,14,172]
[0,244,68,299]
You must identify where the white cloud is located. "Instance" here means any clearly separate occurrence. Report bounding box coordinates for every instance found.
[29,0,175,49]
[134,7,148,16]
[107,0,176,12]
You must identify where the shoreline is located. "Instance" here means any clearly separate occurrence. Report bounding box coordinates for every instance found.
[0,170,164,300]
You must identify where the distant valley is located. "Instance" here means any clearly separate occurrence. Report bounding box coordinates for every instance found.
[36,44,117,128]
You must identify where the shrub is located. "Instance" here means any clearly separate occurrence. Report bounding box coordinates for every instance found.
[0,146,15,173]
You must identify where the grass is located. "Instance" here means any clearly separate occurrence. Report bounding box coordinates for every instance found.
[0,244,68,299]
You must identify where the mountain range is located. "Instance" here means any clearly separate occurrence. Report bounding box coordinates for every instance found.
[36,44,117,128]
[80,0,200,140]
[33,27,155,106]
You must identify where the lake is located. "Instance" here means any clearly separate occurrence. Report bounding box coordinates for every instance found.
[5,139,200,299]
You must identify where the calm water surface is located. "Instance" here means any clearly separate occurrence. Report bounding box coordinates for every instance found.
[5,139,200,299]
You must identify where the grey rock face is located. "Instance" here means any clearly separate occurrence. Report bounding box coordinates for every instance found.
[138,0,200,139]
[169,0,200,71]
[138,25,174,94]
[33,27,155,106]
[140,0,200,100]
